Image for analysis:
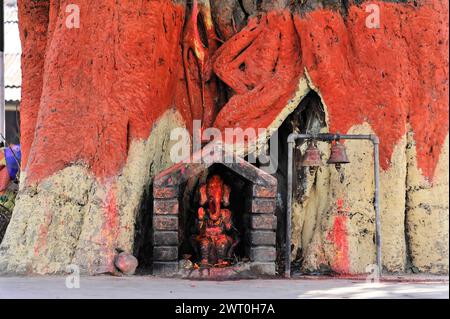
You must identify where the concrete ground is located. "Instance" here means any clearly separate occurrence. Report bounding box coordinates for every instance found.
[0,276,448,299]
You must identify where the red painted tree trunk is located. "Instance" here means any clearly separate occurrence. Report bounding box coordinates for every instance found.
[0,0,448,275]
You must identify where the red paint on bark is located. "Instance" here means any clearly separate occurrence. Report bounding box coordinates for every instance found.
[213,10,303,132]
[104,188,119,237]
[19,1,448,185]
[34,210,52,257]
[295,2,449,180]
[20,1,185,184]
[99,186,119,268]
[213,2,448,181]
[182,0,220,133]
[327,215,350,273]
[18,0,50,168]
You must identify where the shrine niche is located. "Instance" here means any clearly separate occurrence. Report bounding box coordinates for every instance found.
[152,147,277,279]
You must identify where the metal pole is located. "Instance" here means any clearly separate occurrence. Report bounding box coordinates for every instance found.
[371,135,382,276]
[285,138,294,278]
[285,133,382,278]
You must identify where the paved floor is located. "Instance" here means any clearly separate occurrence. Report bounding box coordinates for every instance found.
[0,276,448,299]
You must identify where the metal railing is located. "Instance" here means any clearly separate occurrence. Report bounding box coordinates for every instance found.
[285,133,381,278]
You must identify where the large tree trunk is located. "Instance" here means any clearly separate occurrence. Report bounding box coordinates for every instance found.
[1,0,187,274]
[0,0,448,275]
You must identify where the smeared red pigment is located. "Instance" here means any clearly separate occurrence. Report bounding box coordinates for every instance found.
[34,210,53,257]
[327,215,350,274]
[99,186,120,265]
[103,188,119,237]
[20,1,448,185]
[17,0,49,168]
[326,199,350,273]
[212,10,303,131]
[295,1,449,180]
[213,2,448,181]
[20,1,185,184]
[181,0,220,134]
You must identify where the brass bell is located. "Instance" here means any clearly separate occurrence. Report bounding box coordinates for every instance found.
[327,140,350,171]
[300,141,323,172]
